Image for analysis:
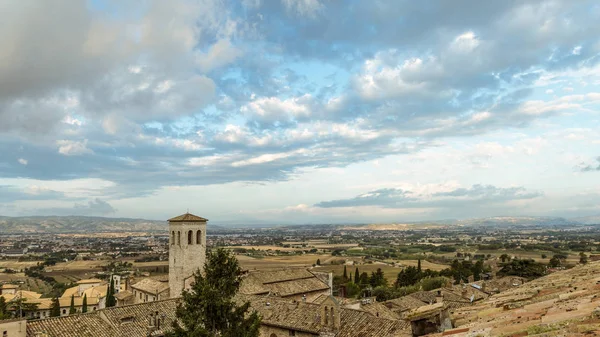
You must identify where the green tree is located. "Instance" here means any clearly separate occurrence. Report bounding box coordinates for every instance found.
[343,265,348,279]
[417,259,422,273]
[548,256,561,268]
[579,252,588,264]
[50,297,61,317]
[69,295,76,315]
[82,294,88,313]
[541,254,547,259]
[354,267,359,284]
[0,296,10,320]
[396,266,420,287]
[168,248,261,337]
[106,276,116,307]
[500,254,510,263]
[369,268,387,288]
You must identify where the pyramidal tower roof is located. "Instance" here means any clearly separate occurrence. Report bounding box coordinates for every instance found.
[168,212,208,222]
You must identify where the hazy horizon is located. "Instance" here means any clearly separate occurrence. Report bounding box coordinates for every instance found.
[1,1,599,223]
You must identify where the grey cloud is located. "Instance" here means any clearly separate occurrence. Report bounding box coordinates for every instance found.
[32,198,117,216]
[0,186,66,203]
[579,157,600,172]
[315,184,542,209]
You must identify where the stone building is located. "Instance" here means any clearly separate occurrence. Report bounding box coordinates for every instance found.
[167,213,207,298]
[0,318,26,337]
[130,278,169,304]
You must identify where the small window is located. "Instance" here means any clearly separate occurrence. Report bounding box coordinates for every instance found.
[188,230,193,245]
[196,230,202,245]
[177,231,181,245]
[93,307,97,311]
[62,309,66,314]
[171,231,175,245]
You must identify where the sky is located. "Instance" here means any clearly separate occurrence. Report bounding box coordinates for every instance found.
[1,0,600,224]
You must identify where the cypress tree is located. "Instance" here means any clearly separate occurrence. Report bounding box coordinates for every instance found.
[168,248,261,337]
[69,295,76,315]
[354,267,359,284]
[50,297,61,317]
[106,276,116,307]
[82,294,88,313]
[417,259,422,273]
[343,265,347,279]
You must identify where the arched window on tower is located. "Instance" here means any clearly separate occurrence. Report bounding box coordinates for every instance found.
[330,307,335,326]
[177,231,181,245]
[324,307,329,325]
[171,231,175,245]
[196,230,202,245]
[188,230,193,245]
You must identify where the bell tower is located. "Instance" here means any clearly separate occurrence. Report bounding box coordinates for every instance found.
[168,212,207,298]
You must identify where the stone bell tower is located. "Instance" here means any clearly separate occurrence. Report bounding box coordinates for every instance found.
[168,212,207,298]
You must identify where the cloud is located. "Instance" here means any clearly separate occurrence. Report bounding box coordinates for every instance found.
[315,184,542,209]
[57,140,93,156]
[579,157,600,172]
[74,198,117,215]
[18,158,27,165]
[0,185,65,202]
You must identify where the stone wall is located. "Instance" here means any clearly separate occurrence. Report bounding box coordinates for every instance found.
[0,319,26,337]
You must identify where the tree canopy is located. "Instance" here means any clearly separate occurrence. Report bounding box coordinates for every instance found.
[168,248,261,337]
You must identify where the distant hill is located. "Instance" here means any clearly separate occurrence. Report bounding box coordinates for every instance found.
[571,214,600,225]
[457,216,580,227]
[0,216,167,233]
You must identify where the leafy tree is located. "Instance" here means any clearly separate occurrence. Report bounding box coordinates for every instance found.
[421,277,449,291]
[500,254,510,263]
[395,266,420,287]
[499,259,546,278]
[354,267,359,284]
[50,297,61,317]
[541,254,547,259]
[0,296,10,320]
[106,276,116,307]
[69,295,76,315]
[82,294,88,313]
[168,248,261,337]
[343,265,348,279]
[548,256,561,268]
[369,268,387,288]
[579,252,588,264]
[345,282,361,298]
[9,297,39,318]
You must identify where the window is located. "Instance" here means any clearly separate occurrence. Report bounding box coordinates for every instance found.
[3,331,7,337]
[177,231,181,245]
[324,307,329,325]
[145,294,148,302]
[62,309,66,315]
[196,230,202,244]
[188,230,193,245]
[93,307,96,311]
[171,231,175,245]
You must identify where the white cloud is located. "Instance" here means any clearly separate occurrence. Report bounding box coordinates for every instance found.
[57,140,93,156]
[18,158,28,165]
